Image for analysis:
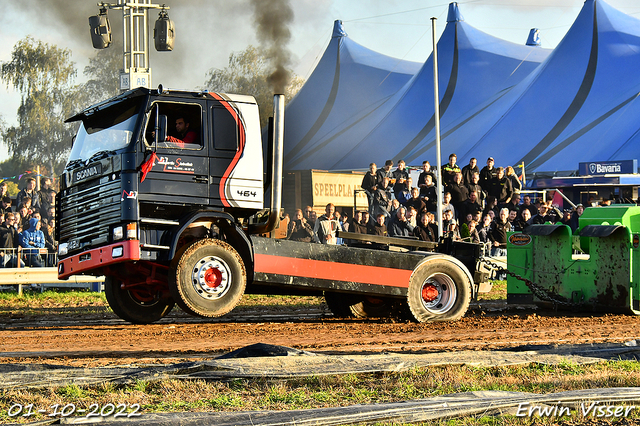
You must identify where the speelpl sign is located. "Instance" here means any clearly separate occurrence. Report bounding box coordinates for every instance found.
[579,160,637,176]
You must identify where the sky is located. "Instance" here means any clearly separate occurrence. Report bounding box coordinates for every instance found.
[1,0,639,163]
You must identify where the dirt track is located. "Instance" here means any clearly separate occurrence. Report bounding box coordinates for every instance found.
[2,303,640,367]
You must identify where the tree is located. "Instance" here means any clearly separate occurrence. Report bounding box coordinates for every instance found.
[1,37,80,176]
[81,47,122,105]
[204,45,304,128]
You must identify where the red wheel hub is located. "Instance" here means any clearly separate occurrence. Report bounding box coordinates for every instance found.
[204,267,223,288]
[422,284,439,302]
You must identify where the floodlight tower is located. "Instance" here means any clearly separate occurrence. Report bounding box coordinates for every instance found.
[89,0,174,92]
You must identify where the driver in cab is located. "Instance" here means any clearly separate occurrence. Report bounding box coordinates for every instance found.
[166,116,198,147]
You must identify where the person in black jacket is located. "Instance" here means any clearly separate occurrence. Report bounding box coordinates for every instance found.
[361,163,379,214]
[420,174,437,213]
[489,208,512,257]
[372,214,388,237]
[489,167,513,204]
[405,187,426,216]
[446,172,469,217]
[287,209,314,242]
[414,212,438,243]
[0,213,24,267]
[418,161,437,194]
[531,204,550,225]
[388,207,414,237]
[372,177,391,219]
[479,157,497,194]
[392,160,410,200]
[459,190,483,221]
[461,158,479,186]
[466,172,485,207]
[569,204,584,232]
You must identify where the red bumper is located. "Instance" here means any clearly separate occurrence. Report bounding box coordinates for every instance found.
[58,240,141,279]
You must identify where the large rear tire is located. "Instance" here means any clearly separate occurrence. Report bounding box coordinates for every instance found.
[407,258,471,322]
[104,276,174,324]
[324,291,402,319]
[169,239,246,318]
[323,291,354,318]
[349,296,395,318]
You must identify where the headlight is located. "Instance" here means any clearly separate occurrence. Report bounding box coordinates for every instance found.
[58,243,68,256]
[112,246,123,258]
[113,226,124,241]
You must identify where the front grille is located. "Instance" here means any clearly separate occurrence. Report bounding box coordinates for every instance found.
[59,178,122,254]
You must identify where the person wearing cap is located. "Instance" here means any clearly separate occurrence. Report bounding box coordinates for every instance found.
[442,153,461,186]
[479,157,497,193]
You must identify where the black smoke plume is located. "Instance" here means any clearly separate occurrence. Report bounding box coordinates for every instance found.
[250,0,294,94]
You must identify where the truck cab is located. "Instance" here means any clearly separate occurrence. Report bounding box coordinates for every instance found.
[57,88,264,321]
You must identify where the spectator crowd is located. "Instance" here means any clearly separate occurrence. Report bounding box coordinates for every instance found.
[0,158,604,269]
[285,155,591,258]
[0,177,58,268]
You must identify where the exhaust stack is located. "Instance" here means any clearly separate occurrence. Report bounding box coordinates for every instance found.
[249,94,284,234]
[270,94,285,224]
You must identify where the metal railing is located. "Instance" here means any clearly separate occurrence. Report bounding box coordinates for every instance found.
[0,248,104,294]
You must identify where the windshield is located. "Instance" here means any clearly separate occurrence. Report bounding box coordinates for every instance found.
[67,99,141,166]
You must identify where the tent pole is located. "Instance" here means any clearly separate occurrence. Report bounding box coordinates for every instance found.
[432,17,443,239]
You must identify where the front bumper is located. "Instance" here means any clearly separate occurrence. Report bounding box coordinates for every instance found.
[58,240,140,280]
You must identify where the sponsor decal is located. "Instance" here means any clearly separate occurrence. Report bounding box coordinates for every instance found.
[73,163,102,183]
[589,163,621,174]
[121,190,138,201]
[158,156,195,174]
[579,159,636,176]
[509,233,531,246]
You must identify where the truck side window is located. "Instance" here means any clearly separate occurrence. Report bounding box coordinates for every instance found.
[212,107,239,151]
[145,103,203,150]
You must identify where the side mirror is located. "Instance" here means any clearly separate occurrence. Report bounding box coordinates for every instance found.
[156,115,168,143]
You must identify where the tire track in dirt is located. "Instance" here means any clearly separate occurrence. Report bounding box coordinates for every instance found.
[1,310,639,366]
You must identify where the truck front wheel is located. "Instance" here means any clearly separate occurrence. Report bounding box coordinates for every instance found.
[169,239,246,318]
[104,276,175,324]
[407,258,471,322]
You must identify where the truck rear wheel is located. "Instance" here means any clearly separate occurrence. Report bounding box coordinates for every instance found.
[104,276,175,324]
[407,258,471,322]
[169,239,246,318]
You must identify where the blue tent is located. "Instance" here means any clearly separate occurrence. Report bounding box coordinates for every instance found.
[284,0,640,174]
[449,0,640,172]
[283,21,421,170]
[284,3,550,170]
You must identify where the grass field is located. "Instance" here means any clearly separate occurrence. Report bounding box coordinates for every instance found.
[2,361,640,424]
